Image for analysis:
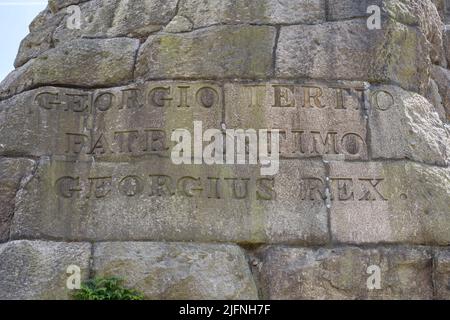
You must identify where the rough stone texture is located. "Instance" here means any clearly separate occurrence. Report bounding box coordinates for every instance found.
[368,85,449,166]
[329,161,450,245]
[16,0,178,68]
[164,16,194,33]
[432,0,446,20]
[434,249,450,299]
[225,81,368,160]
[11,158,328,244]
[1,38,139,100]
[53,0,178,41]
[16,0,446,82]
[176,0,326,27]
[93,242,258,299]
[0,87,92,157]
[0,82,222,159]
[442,0,450,25]
[0,159,35,242]
[445,26,450,65]
[329,0,446,66]
[135,26,277,80]
[0,240,91,300]
[426,78,447,122]
[48,0,90,12]
[327,0,375,21]
[276,19,430,94]
[14,8,64,68]
[431,65,450,121]
[387,0,446,66]
[255,246,433,299]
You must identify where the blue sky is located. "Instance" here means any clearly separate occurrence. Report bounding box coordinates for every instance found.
[0,0,47,81]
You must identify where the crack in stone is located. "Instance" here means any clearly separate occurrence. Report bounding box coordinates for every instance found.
[8,158,39,242]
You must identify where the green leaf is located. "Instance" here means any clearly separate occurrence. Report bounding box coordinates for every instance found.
[72,277,144,301]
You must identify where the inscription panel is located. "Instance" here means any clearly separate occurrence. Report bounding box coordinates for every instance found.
[11,159,328,244]
[0,87,88,157]
[1,81,371,162]
[225,81,368,160]
[0,82,223,160]
[63,82,223,160]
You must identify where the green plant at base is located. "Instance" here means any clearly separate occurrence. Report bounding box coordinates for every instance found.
[73,276,144,300]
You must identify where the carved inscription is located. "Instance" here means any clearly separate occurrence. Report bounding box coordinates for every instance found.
[225,82,369,160]
[27,81,376,160]
[370,90,396,111]
[300,177,388,201]
[34,83,221,112]
[63,128,366,158]
[12,159,329,242]
[243,84,365,110]
[54,174,388,202]
[64,129,169,155]
[55,175,277,201]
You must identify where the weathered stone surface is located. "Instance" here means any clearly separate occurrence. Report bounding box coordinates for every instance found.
[17,0,325,68]
[53,0,178,41]
[434,249,450,299]
[387,0,446,66]
[0,82,222,159]
[426,78,447,122]
[135,26,277,80]
[445,26,450,64]
[176,0,325,27]
[329,161,450,245]
[0,240,91,300]
[276,19,429,94]
[255,246,433,299]
[14,8,64,68]
[0,87,91,157]
[368,85,449,165]
[11,158,328,244]
[328,0,446,65]
[446,1,450,24]
[225,81,368,160]
[432,0,446,20]
[16,0,178,67]
[327,0,376,20]
[93,242,258,299]
[0,159,35,242]
[431,65,450,121]
[164,15,193,33]
[1,38,139,100]
[48,0,90,12]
